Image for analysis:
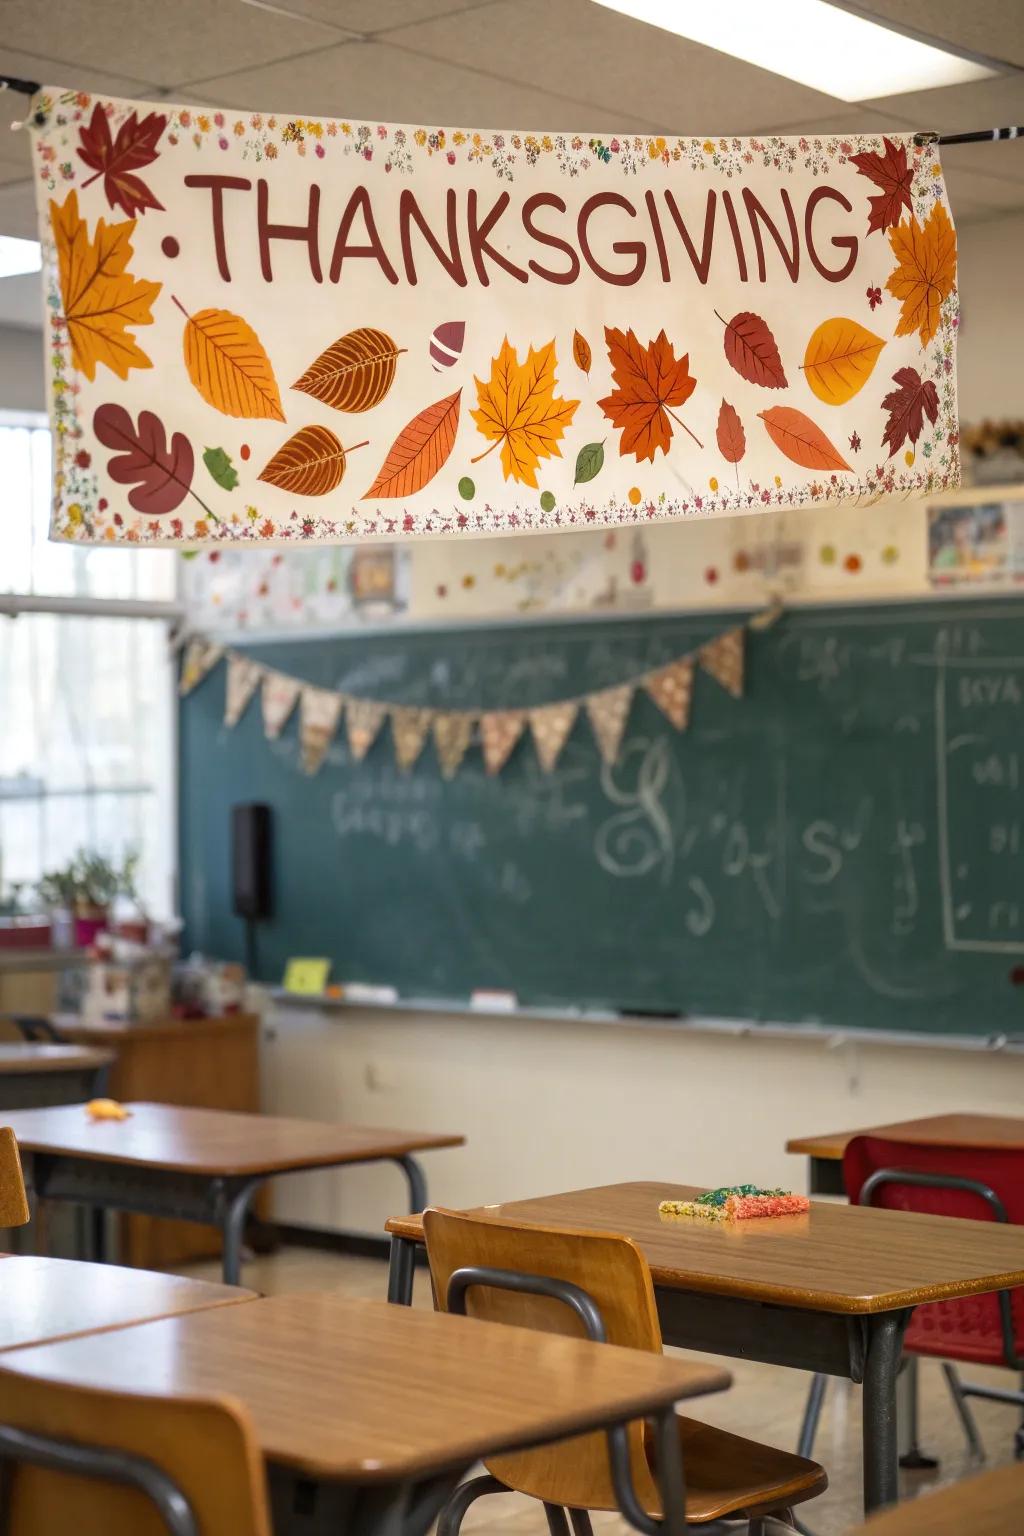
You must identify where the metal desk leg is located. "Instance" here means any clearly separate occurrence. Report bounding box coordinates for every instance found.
[897,1355,938,1469]
[388,1234,417,1305]
[394,1154,427,1214]
[861,1311,911,1515]
[220,1177,264,1287]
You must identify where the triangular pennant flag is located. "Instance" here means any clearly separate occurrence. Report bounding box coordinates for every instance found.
[179,638,223,697]
[432,713,476,780]
[261,670,301,739]
[586,684,633,766]
[529,702,578,774]
[644,657,694,731]
[224,654,262,728]
[299,684,344,775]
[345,697,387,762]
[481,711,525,776]
[699,627,745,699]
[391,707,432,772]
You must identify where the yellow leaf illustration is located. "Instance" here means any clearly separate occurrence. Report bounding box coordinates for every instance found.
[471,337,579,487]
[50,191,160,381]
[801,317,884,405]
[175,298,284,421]
[886,203,957,347]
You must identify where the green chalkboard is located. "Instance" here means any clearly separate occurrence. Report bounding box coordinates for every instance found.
[179,599,1024,1036]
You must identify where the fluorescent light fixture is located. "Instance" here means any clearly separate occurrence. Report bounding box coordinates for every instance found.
[592,0,997,102]
[0,238,41,280]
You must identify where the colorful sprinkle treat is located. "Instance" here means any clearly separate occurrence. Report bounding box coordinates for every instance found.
[659,1185,810,1222]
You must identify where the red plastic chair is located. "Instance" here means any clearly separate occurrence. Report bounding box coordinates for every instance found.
[843,1134,1024,1459]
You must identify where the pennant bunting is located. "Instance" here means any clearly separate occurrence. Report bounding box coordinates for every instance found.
[391,707,432,772]
[299,684,344,775]
[481,712,526,776]
[699,628,745,699]
[261,670,301,739]
[179,638,223,697]
[223,654,262,728]
[433,713,476,780]
[529,702,578,774]
[344,697,388,763]
[586,685,634,767]
[644,658,694,731]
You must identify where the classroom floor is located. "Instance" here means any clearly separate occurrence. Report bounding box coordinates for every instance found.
[173,1246,1022,1536]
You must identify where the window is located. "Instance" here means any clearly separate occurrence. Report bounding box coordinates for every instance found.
[0,413,178,918]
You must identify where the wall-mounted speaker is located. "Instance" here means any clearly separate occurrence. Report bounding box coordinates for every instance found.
[232,803,272,921]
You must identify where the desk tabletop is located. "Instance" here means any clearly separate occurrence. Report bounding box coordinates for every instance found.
[0,1255,252,1353]
[0,1102,464,1175]
[786,1112,1024,1162]
[855,1461,1024,1535]
[0,1292,703,1483]
[0,1044,112,1075]
[386,1180,1024,1315]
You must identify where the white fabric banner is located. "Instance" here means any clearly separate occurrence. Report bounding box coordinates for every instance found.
[31,88,959,547]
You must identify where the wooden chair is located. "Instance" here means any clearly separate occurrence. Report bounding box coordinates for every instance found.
[0,1125,30,1230]
[0,1368,271,1536]
[423,1207,828,1535]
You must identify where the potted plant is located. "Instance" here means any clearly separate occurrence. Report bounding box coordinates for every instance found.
[36,850,141,949]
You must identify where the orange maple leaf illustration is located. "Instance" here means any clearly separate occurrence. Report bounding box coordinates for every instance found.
[599,328,702,462]
[471,337,579,487]
[885,202,957,348]
[50,190,161,381]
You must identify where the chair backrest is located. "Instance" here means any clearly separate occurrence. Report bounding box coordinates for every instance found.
[422,1206,663,1513]
[0,1126,30,1230]
[0,1368,272,1536]
[844,1135,1024,1363]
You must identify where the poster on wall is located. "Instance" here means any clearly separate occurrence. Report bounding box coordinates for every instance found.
[180,544,411,632]
[927,487,1024,587]
[31,90,959,547]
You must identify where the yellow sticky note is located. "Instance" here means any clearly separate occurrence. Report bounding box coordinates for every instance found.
[283,957,331,996]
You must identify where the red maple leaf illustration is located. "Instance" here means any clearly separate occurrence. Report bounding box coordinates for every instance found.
[880,367,940,458]
[77,104,167,218]
[849,138,913,235]
[866,286,882,311]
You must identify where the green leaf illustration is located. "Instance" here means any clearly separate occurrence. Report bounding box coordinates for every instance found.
[458,476,475,500]
[540,490,556,512]
[574,440,605,486]
[203,445,239,492]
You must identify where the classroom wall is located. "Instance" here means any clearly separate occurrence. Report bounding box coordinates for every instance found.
[263,1002,1024,1236]
[956,213,1024,423]
[0,324,45,414]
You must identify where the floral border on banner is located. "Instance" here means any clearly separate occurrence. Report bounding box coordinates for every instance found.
[178,608,781,779]
[34,88,959,546]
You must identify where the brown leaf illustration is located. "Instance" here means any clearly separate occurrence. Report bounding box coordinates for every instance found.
[93,403,193,514]
[881,367,939,458]
[849,138,913,236]
[175,298,284,421]
[77,103,167,219]
[364,389,461,499]
[716,400,746,464]
[599,327,701,462]
[573,328,592,374]
[758,407,853,472]
[471,337,578,486]
[716,310,788,389]
[258,425,367,496]
[293,327,405,412]
[886,203,957,347]
[50,191,160,381]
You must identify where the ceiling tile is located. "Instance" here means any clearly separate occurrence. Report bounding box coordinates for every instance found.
[0,46,151,99]
[384,0,854,135]
[0,180,40,240]
[195,39,659,131]
[864,71,1024,135]
[255,0,497,35]
[859,0,1024,70]
[945,164,1024,219]
[1,0,345,91]
[940,139,1024,188]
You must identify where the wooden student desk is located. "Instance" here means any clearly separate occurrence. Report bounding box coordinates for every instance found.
[855,1461,1024,1536]
[0,1253,251,1352]
[6,1101,464,1285]
[0,1292,700,1536]
[786,1112,1024,1196]
[385,1181,1024,1517]
[0,1044,112,1111]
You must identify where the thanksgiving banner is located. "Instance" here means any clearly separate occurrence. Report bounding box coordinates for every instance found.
[31,89,960,546]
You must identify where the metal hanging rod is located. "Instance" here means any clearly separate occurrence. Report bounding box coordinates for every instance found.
[2,73,1022,149]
